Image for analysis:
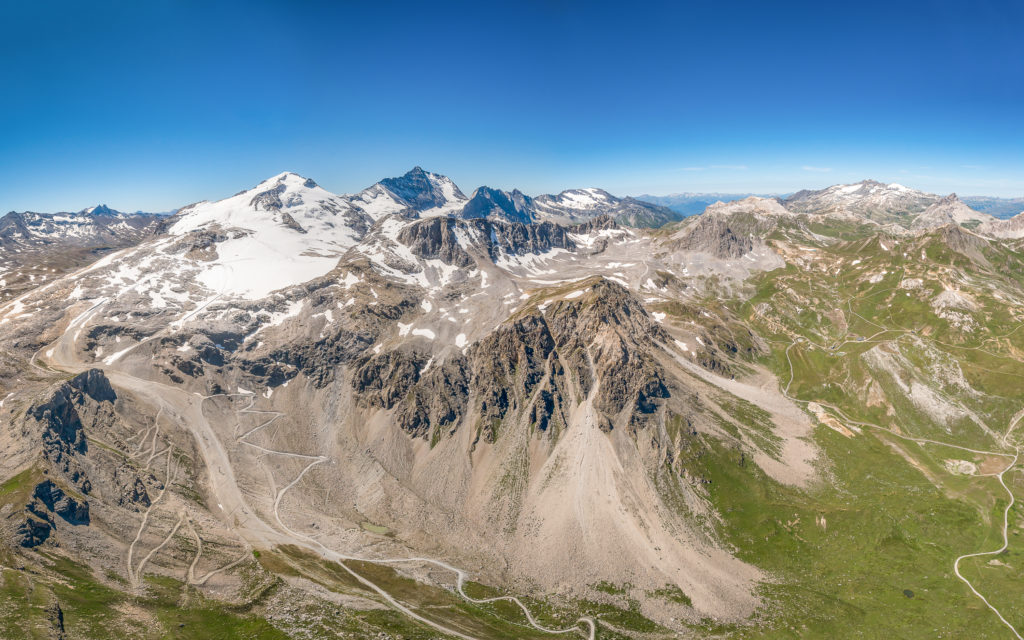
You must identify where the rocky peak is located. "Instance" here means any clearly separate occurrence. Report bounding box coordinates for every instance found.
[461,186,535,223]
[396,216,475,267]
[70,368,117,403]
[27,369,116,457]
[12,369,118,547]
[939,223,989,257]
[912,193,993,230]
[379,167,467,212]
[82,204,116,216]
[668,202,782,259]
[348,277,670,441]
[704,196,791,218]
[783,179,939,225]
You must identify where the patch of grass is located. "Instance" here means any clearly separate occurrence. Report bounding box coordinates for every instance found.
[683,430,1022,637]
[647,584,693,607]
[591,579,630,595]
[0,552,292,640]
[0,465,43,508]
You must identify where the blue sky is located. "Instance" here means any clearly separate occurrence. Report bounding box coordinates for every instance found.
[2,0,1023,212]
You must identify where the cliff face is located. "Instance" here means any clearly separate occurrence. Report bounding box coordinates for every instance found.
[9,370,157,548]
[12,370,111,546]
[349,279,671,442]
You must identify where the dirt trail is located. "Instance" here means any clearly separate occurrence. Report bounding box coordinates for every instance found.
[126,447,175,587]
[226,393,596,640]
[37,300,596,640]
[781,332,1022,638]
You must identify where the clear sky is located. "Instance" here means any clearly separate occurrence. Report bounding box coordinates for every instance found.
[2,0,1023,212]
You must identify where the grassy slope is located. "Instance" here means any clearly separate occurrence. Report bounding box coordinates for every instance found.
[705,226,1024,637]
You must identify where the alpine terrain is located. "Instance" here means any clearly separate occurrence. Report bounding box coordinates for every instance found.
[2,170,1024,639]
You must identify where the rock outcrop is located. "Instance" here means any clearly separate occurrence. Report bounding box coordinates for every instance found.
[350,279,671,441]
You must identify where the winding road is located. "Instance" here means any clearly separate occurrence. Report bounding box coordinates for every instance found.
[779,303,1022,638]
[35,298,596,640]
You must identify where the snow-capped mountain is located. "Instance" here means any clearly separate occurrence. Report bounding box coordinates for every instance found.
[377,166,468,216]
[0,205,165,303]
[168,171,374,238]
[348,169,681,227]
[451,185,681,227]
[533,187,619,217]
[783,179,939,224]
[776,180,1003,233]
[460,186,535,223]
[40,168,679,305]
[130,171,389,300]
[530,188,681,227]
[0,205,163,251]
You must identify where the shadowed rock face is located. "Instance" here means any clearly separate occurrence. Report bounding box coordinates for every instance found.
[70,369,116,403]
[353,349,429,412]
[394,355,471,437]
[469,313,556,441]
[672,215,754,259]
[28,369,115,461]
[13,369,121,547]
[483,219,579,259]
[30,480,90,526]
[15,476,93,549]
[249,183,288,211]
[543,279,670,429]
[350,279,671,441]
[350,313,560,441]
[396,215,593,267]
[380,166,466,212]
[397,216,475,268]
[940,223,991,267]
[15,515,51,548]
[462,187,535,224]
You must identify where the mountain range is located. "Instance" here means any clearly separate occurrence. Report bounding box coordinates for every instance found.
[2,168,1024,639]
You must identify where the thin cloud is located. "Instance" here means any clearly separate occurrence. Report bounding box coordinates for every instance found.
[802,165,832,172]
[709,164,748,170]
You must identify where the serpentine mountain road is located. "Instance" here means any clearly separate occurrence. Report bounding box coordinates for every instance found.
[33,300,596,640]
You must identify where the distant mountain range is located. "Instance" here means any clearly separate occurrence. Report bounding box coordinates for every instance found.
[0,205,166,303]
[636,188,1024,220]
[634,192,770,216]
[959,195,1024,218]
[0,205,166,251]
[304,166,684,228]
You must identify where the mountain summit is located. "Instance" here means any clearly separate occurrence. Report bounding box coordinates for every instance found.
[378,166,468,215]
[80,204,117,216]
[783,179,940,223]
